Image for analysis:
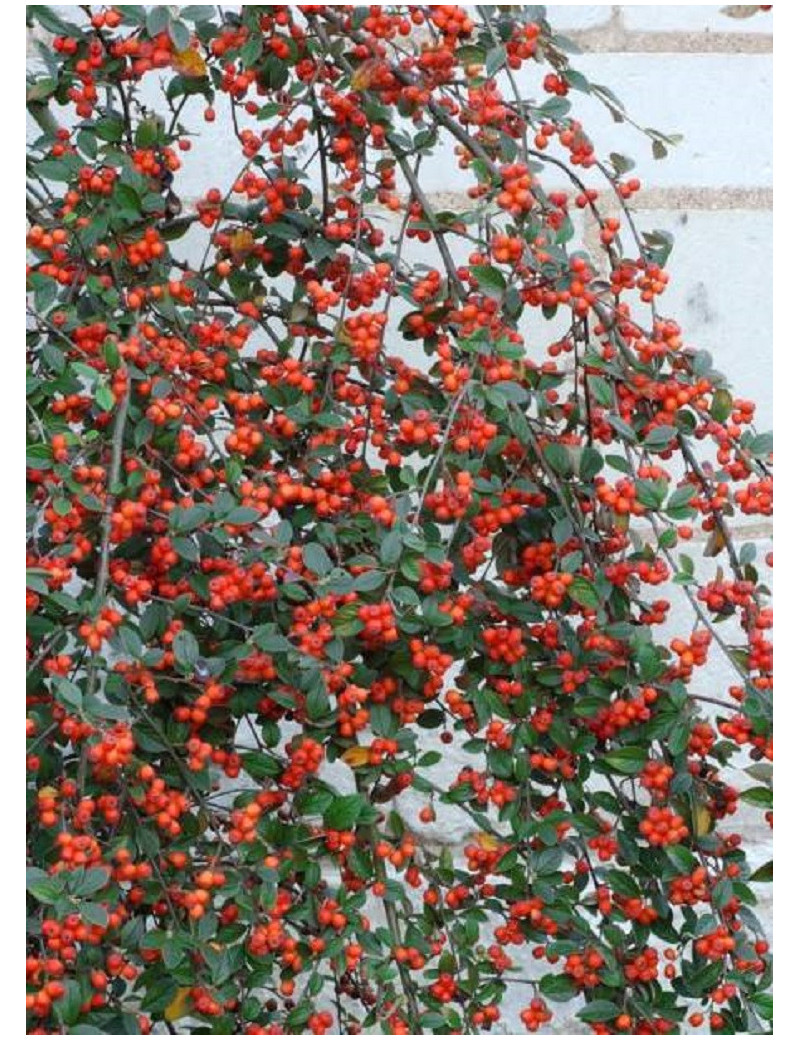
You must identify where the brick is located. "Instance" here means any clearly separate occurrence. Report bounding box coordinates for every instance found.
[518,53,772,190]
[376,202,773,428]
[137,82,249,202]
[145,57,770,201]
[541,5,613,31]
[621,4,773,34]
[390,50,773,193]
[626,208,773,427]
[28,34,772,196]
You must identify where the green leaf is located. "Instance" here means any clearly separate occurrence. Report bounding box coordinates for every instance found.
[578,1001,621,1023]
[636,643,664,683]
[146,6,170,36]
[240,34,264,66]
[664,844,695,873]
[380,529,403,566]
[579,446,604,481]
[740,787,772,808]
[587,374,614,408]
[454,44,486,65]
[240,752,280,781]
[252,626,291,653]
[224,506,261,525]
[602,746,647,774]
[485,44,507,77]
[135,117,161,148]
[28,6,81,36]
[114,183,142,213]
[668,718,690,755]
[543,442,573,475]
[170,504,211,533]
[323,794,366,830]
[609,152,636,176]
[95,384,115,412]
[568,576,601,611]
[745,762,773,784]
[418,709,445,729]
[53,677,83,712]
[538,973,576,1001]
[353,570,386,592]
[303,543,333,576]
[643,425,676,450]
[642,228,675,266]
[750,992,773,1019]
[95,115,125,142]
[635,478,667,510]
[74,867,111,896]
[608,415,637,442]
[492,380,529,406]
[81,902,109,928]
[34,159,76,183]
[182,5,216,22]
[748,432,773,458]
[173,629,199,672]
[56,979,83,1026]
[168,17,191,50]
[332,602,362,637]
[469,265,506,299]
[667,484,695,511]
[27,867,64,904]
[710,388,733,422]
[306,681,331,721]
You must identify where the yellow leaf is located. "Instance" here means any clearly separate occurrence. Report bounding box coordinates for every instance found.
[341,746,371,769]
[173,48,206,78]
[164,987,193,1023]
[229,229,255,262]
[612,511,631,534]
[472,831,501,851]
[350,59,381,92]
[334,321,352,348]
[691,802,713,838]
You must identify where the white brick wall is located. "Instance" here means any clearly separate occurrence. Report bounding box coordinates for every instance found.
[522,53,773,189]
[545,4,614,29]
[621,4,773,33]
[128,16,773,437]
[632,208,773,425]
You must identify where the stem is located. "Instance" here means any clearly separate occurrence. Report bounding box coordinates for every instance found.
[369,824,422,1030]
[93,386,131,613]
[78,383,131,756]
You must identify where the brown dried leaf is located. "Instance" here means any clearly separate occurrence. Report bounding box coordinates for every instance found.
[341,746,371,769]
[720,5,763,18]
[172,47,207,78]
[703,527,726,558]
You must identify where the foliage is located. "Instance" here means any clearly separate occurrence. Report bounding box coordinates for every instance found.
[26,5,773,1035]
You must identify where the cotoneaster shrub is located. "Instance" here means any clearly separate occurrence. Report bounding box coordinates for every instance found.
[26,4,773,1035]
